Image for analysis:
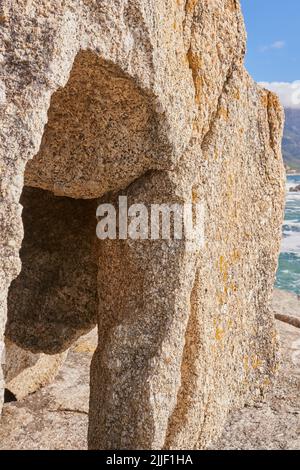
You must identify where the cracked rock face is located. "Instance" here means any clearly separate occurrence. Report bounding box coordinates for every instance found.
[0,0,285,449]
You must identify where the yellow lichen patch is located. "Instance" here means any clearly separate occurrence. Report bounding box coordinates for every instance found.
[268,90,281,110]
[231,249,241,263]
[243,355,249,373]
[222,271,228,285]
[187,48,202,70]
[173,21,182,32]
[260,93,269,108]
[185,0,198,14]
[215,326,225,341]
[217,250,241,305]
[251,355,262,370]
[219,255,227,272]
[263,377,271,387]
[217,290,227,306]
[227,282,238,293]
[225,189,233,202]
[232,88,240,100]
[219,255,229,283]
[217,107,228,120]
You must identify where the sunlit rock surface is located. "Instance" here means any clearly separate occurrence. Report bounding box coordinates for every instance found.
[0,0,285,449]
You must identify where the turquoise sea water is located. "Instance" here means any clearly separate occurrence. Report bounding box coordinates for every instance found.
[275,175,300,295]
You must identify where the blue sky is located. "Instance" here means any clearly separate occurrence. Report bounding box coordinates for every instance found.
[240,0,300,107]
[241,0,299,82]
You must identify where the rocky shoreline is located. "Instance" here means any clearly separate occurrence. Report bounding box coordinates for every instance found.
[0,289,298,450]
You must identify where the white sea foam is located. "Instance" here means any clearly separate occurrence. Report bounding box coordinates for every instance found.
[283,219,300,225]
[276,177,300,294]
[280,231,300,253]
[283,220,300,230]
[286,180,300,192]
[286,194,300,203]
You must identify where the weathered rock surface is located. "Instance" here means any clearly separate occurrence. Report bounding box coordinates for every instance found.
[0,330,97,450]
[0,0,285,449]
[3,339,68,401]
[0,292,299,450]
[211,290,300,450]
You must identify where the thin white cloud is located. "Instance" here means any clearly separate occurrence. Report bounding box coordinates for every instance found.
[259,81,300,109]
[260,40,286,52]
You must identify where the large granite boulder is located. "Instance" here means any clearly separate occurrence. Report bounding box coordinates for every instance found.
[0,0,285,449]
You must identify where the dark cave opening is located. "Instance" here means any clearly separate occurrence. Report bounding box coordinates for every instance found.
[5,186,99,355]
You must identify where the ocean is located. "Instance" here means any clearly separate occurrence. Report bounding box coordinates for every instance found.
[275,175,300,295]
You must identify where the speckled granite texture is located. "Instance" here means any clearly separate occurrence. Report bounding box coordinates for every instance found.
[0,0,285,449]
